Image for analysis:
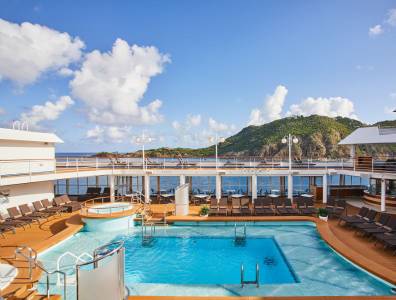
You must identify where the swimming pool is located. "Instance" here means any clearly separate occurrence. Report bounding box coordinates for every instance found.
[38,221,395,298]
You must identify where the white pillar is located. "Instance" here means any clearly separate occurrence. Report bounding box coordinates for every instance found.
[144,174,150,204]
[216,174,222,201]
[322,174,327,204]
[180,175,186,185]
[350,145,355,159]
[109,175,115,202]
[288,174,293,201]
[252,175,257,204]
[381,178,386,212]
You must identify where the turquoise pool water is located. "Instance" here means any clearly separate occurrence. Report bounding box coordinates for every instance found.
[38,222,394,298]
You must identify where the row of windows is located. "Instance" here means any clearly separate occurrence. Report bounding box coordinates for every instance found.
[55,175,367,196]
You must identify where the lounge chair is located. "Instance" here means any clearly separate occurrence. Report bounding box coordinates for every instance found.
[365,216,396,236]
[33,200,59,216]
[0,224,15,237]
[177,157,197,167]
[145,158,162,167]
[340,209,377,227]
[284,198,299,215]
[296,198,307,215]
[240,197,251,215]
[354,213,390,231]
[7,207,38,224]
[218,197,228,216]
[0,214,28,230]
[54,195,81,212]
[231,198,241,216]
[274,198,288,215]
[338,207,369,225]
[19,204,50,221]
[374,231,396,250]
[208,198,218,216]
[254,197,275,215]
[41,199,67,213]
[326,199,345,218]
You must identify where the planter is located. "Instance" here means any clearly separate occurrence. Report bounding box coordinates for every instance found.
[319,215,328,222]
[200,214,209,218]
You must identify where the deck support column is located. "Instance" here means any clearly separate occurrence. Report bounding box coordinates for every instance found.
[216,174,221,202]
[323,174,327,204]
[381,178,386,212]
[288,174,293,201]
[180,175,186,185]
[251,175,257,204]
[144,174,150,204]
[109,175,115,202]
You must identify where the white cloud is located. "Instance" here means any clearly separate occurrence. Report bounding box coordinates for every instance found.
[58,67,74,77]
[390,92,396,99]
[70,38,170,126]
[20,96,74,129]
[172,120,181,130]
[286,97,358,119]
[0,107,6,115]
[0,18,84,86]
[386,8,396,26]
[86,125,131,143]
[186,114,201,127]
[368,24,383,37]
[248,85,288,126]
[209,118,230,132]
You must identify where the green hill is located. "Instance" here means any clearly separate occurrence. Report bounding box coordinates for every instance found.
[98,115,396,159]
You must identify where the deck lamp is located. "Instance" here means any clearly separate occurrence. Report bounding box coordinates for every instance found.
[282,134,299,171]
[209,135,225,170]
[134,133,154,170]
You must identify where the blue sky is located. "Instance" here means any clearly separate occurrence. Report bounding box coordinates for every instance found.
[0,0,395,152]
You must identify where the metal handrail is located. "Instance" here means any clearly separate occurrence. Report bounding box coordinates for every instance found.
[76,241,124,268]
[14,245,67,299]
[240,263,260,288]
[35,263,67,299]
[14,245,37,280]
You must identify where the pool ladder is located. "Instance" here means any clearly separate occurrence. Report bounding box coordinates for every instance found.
[240,263,260,288]
[141,222,156,246]
[234,223,246,246]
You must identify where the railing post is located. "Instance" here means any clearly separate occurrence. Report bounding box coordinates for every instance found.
[28,160,32,182]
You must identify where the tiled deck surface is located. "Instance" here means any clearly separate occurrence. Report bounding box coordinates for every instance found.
[0,204,395,299]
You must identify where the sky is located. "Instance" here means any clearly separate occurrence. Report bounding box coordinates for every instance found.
[0,0,395,152]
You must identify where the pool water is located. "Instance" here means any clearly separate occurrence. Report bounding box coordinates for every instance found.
[124,236,297,284]
[38,222,395,298]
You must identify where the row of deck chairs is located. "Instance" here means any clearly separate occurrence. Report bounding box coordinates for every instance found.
[0,196,81,238]
[339,207,396,254]
[208,197,319,216]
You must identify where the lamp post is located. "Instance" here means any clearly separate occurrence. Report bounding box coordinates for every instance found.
[134,133,154,170]
[281,134,299,170]
[209,135,225,170]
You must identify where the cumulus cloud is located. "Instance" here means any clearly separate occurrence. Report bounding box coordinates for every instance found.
[248,85,288,126]
[86,125,131,143]
[70,38,170,126]
[286,97,358,119]
[208,117,234,132]
[20,96,74,129]
[369,24,383,37]
[386,8,396,26]
[186,114,201,127]
[0,18,84,86]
